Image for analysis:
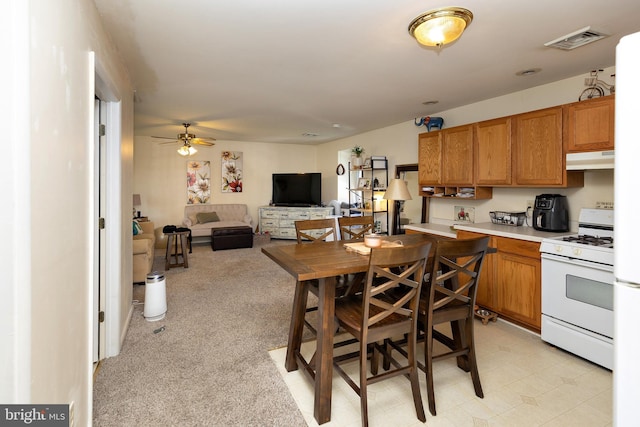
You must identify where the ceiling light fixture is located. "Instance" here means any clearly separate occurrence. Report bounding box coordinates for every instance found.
[177,144,197,156]
[408,7,473,47]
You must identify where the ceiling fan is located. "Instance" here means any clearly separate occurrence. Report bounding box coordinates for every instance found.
[152,123,215,156]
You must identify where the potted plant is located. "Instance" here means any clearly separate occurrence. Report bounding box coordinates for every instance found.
[351,145,365,167]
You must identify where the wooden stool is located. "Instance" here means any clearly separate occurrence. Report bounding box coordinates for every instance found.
[165,231,190,270]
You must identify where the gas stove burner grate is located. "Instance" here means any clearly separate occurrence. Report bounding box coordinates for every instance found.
[562,235,614,248]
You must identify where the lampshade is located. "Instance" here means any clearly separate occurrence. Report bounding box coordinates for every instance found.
[383,179,412,201]
[132,194,141,206]
[408,7,473,47]
[177,145,197,156]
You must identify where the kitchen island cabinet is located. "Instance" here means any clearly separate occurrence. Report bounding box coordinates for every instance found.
[457,229,541,331]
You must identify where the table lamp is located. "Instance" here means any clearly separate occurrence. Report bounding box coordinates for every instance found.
[133,194,142,218]
[383,179,412,235]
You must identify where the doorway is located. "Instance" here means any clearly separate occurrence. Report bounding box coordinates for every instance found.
[93,96,107,363]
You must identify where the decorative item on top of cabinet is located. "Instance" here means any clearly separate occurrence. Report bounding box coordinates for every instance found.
[566,95,615,153]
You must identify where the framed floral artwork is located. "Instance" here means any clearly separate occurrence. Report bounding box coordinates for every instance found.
[187,160,211,204]
[222,151,243,192]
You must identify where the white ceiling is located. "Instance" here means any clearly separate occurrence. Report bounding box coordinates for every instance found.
[93,0,640,144]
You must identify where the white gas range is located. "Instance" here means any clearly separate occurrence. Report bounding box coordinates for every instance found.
[539,208,614,369]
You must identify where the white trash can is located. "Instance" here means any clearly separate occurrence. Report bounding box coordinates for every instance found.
[144,271,167,321]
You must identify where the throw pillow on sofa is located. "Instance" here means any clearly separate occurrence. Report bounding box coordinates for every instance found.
[133,220,143,235]
[196,212,220,224]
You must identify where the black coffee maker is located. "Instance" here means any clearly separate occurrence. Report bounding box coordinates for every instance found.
[533,194,569,232]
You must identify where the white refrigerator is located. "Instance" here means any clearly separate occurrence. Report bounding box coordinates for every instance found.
[614,30,640,425]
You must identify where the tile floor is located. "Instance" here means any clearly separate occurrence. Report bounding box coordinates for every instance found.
[269,319,612,427]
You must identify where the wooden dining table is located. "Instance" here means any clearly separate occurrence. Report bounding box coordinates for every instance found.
[261,233,437,425]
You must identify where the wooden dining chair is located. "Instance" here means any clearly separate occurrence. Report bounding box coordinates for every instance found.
[293,218,341,337]
[295,218,337,243]
[338,215,374,240]
[418,235,490,416]
[332,241,432,427]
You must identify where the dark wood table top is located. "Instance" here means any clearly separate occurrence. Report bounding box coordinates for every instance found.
[261,233,437,281]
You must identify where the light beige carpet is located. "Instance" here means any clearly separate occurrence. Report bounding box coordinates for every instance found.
[93,240,307,426]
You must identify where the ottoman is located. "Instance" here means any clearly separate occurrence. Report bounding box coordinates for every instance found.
[211,226,253,251]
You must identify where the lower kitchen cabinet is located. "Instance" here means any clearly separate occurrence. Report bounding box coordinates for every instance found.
[457,230,541,331]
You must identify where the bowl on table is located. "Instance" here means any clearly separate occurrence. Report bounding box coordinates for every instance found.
[364,233,383,248]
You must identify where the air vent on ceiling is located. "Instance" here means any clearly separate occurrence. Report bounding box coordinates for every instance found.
[544,26,608,50]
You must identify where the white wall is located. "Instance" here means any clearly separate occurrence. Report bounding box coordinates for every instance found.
[136,68,616,234]
[133,137,319,229]
[317,67,616,229]
[1,1,133,425]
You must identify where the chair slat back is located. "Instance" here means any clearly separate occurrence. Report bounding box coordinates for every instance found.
[426,236,490,312]
[338,216,375,240]
[363,242,432,330]
[295,218,337,243]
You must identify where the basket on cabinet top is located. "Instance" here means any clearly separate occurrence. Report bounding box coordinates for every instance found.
[489,211,526,226]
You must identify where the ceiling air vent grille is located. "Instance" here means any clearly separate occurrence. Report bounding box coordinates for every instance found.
[544,26,608,50]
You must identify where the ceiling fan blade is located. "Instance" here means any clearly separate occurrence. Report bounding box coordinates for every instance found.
[192,139,215,146]
[159,140,179,145]
[151,135,178,141]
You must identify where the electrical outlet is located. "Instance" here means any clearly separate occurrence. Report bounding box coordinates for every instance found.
[526,200,534,210]
[596,201,614,209]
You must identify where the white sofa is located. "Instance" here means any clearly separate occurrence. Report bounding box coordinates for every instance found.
[182,204,253,238]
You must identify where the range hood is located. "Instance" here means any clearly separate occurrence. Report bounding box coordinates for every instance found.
[566,150,615,170]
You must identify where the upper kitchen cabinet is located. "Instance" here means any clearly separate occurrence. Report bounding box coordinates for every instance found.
[419,126,493,199]
[475,117,512,185]
[566,95,615,152]
[513,106,583,187]
[442,124,474,185]
[418,131,441,185]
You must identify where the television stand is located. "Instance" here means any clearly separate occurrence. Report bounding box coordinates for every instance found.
[259,205,333,239]
[274,203,312,208]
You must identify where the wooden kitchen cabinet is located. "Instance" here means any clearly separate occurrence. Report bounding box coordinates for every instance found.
[566,95,615,152]
[513,106,564,186]
[512,106,584,188]
[457,230,495,310]
[494,237,541,331]
[475,117,512,185]
[418,131,441,185]
[442,124,474,185]
[457,230,542,331]
[418,126,492,199]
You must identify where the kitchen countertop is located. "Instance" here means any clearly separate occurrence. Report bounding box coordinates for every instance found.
[404,223,458,238]
[405,222,574,243]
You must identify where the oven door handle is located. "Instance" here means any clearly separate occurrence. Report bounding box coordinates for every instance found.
[541,252,613,273]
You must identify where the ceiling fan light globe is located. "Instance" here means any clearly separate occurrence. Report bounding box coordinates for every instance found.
[177,145,197,156]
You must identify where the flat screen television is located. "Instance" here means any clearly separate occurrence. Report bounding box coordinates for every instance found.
[272,173,322,207]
